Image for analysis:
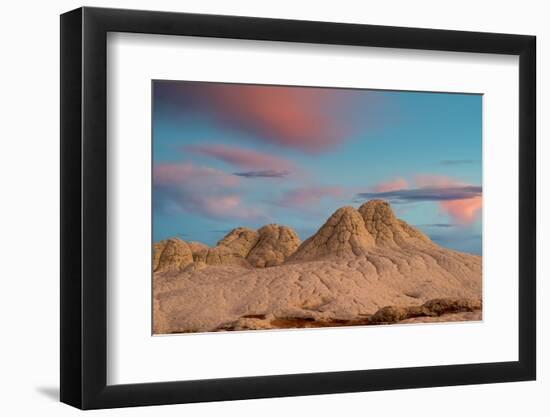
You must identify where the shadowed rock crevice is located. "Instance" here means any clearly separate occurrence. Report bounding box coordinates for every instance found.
[213,297,482,331]
[368,297,482,324]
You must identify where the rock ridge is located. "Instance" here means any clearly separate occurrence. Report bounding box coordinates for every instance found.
[152,199,482,333]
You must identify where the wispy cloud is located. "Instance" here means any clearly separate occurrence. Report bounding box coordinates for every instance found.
[156,82,386,153]
[186,144,293,171]
[154,162,239,187]
[356,185,482,203]
[156,186,264,221]
[233,170,290,178]
[206,86,349,153]
[361,175,482,224]
[154,162,264,221]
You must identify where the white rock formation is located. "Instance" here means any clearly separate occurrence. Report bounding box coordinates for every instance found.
[152,200,482,333]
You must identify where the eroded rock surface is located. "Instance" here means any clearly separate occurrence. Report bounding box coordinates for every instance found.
[359,200,433,247]
[152,200,483,334]
[194,246,251,267]
[153,238,193,273]
[214,297,482,330]
[187,241,209,257]
[290,207,374,261]
[368,297,482,324]
[247,224,301,267]
[217,227,259,257]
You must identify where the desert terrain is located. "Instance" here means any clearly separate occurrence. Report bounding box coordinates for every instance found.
[153,200,482,334]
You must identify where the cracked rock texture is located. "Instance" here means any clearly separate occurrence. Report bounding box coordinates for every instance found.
[153,200,482,334]
[153,238,193,273]
[187,241,209,257]
[290,207,374,261]
[359,200,433,247]
[217,227,260,258]
[193,246,251,267]
[247,224,301,267]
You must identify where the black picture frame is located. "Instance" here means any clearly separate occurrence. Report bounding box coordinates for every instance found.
[60,6,536,410]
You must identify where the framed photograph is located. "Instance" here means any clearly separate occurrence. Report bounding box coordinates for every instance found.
[60,6,536,409]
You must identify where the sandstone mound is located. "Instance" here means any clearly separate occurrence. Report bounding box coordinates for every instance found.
[152,200,483,333]
[190,227,260,267]
[187,241,209,257]
[290,206,374,261]
[247,224,301,267]
[217,227,259,257]
[164,225,301,269]
[194,245,251,267]
[153,238,193,273]
[358,199,432,247]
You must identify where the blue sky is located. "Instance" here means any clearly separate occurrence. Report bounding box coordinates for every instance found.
[153,81,482,254]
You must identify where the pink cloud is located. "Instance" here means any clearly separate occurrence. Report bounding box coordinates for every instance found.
[153,163,264,220]
[202,85,377,153]
[440,196,482,224]
[187,194,264,220]
[280,186,343,208]
[156,82,390,154]
[154,162,239,187]
[417,175,481,224]
[156,186,264,221]
[186,144,293,171]
[368,174,482,225]
[374,178,409,192]
[204,195,240,213]
[211,86,344,152]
